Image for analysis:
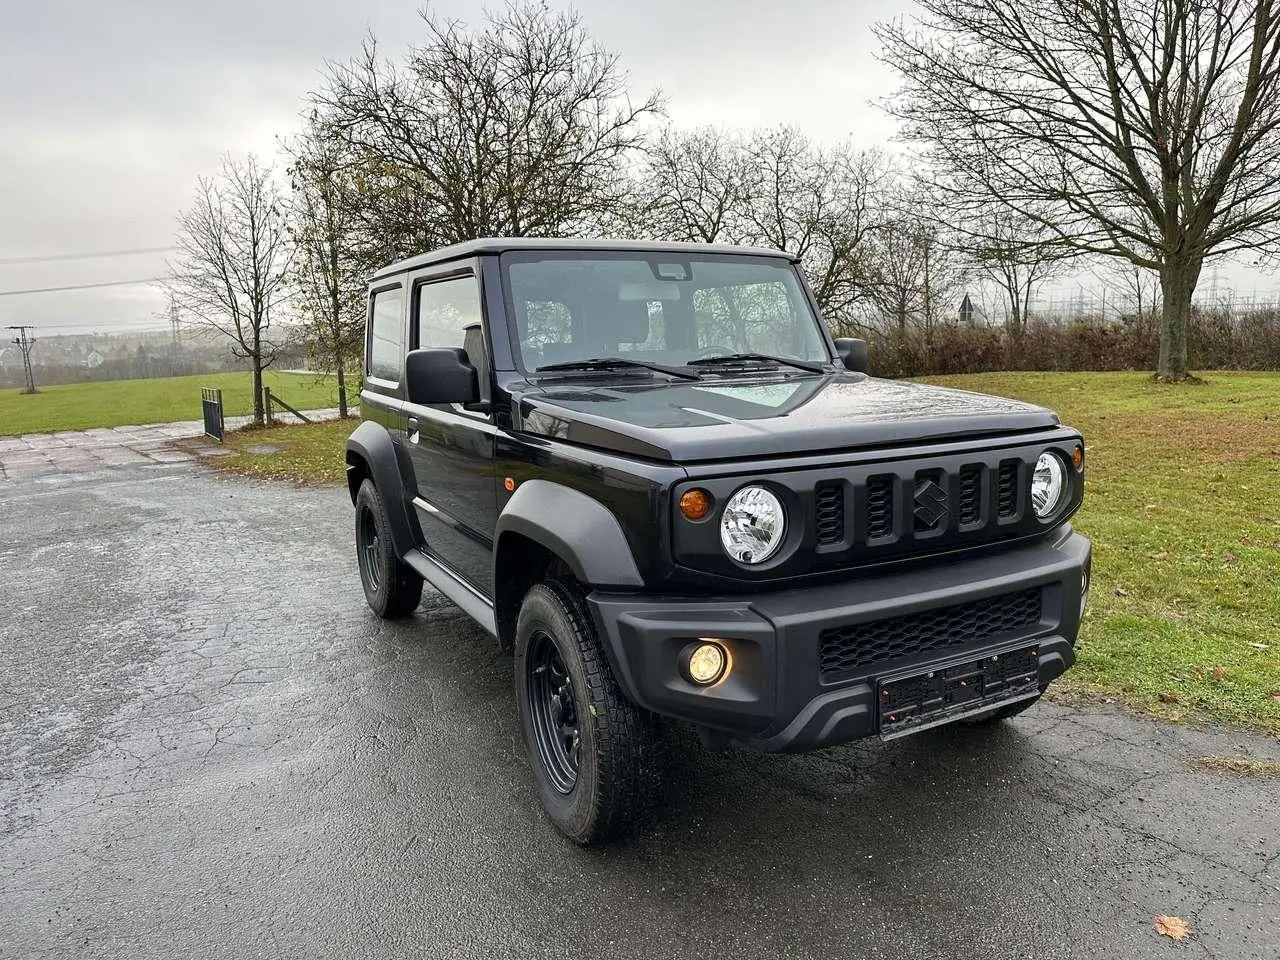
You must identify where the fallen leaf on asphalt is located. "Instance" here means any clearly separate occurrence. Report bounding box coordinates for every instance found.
[1154,915,1192,941]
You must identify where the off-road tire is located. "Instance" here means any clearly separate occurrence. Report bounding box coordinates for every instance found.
[354,478,423,619]
[514,580,658,844]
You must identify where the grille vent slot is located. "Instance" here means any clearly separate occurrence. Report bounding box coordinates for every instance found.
[814,483,845,545]
[865,475,895,540]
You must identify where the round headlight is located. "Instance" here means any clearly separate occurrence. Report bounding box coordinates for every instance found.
[720,485,786,564]
[1031,452,1068,519]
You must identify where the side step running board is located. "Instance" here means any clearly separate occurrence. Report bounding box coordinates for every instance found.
[402,548,498,637]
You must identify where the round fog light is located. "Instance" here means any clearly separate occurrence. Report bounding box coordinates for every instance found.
[681,641,729,686]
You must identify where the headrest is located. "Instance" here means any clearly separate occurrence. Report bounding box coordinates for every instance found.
[462,323,484,362]
[607,299,650,345]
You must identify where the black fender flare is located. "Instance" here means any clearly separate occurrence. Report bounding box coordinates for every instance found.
[494,479,643,588]
[345,421,421,558]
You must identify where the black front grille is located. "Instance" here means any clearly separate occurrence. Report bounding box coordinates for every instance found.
[997,460,1019,518]
[958,464,982,525]
[815,483,844,545]
[866,474,894,539]
[818,588,1044,683]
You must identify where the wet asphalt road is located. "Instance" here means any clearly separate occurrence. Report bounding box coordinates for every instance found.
[1,461,1277,960]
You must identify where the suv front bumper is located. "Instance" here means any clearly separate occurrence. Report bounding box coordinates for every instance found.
[588,527,1091,752]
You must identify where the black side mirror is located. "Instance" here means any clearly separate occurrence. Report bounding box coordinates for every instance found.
[405,348,480,405]
[834,337,870,374]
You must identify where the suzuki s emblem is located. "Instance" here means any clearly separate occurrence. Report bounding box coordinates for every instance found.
[913,478,949,529]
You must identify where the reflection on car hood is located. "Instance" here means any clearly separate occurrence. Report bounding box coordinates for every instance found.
[513,371,1060,462]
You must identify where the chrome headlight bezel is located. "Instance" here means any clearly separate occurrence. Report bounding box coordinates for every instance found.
[719,485,787,565]
[1031,451,1069,520]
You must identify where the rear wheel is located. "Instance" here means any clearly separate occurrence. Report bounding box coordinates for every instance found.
[514,581,657,844]
[354,479,423,619]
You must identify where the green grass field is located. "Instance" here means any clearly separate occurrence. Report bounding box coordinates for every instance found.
[204,371,1280,734]
[0,372,340,435]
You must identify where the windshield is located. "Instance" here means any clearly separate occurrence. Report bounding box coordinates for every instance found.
[502,252,830,373]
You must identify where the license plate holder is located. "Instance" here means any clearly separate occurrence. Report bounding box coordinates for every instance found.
[878,644,1041,740]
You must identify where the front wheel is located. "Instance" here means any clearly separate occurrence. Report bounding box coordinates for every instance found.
[514,581,658,844]
[354,479,423,618]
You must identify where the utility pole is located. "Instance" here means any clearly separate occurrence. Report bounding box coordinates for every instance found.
[7,325,38,394]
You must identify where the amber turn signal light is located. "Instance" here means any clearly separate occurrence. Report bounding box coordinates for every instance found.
[1072,445,1084,471]
[679,488,713,520]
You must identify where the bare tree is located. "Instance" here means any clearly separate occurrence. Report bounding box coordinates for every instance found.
[960,203,1070,335]
[863,208,970,339]
[740,128,888,329]
[876,0,1280,380]
[311,3,661,256]
[165,155,291,425]
[285,118,365,419]
[637,125,887,331]
[635,126,750,243]
[1097,260,1161,324]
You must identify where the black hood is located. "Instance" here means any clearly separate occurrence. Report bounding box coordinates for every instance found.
[513,371,1059,462]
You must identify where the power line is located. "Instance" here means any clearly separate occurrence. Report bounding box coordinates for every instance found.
[13,318,176,331]
[0,246,178,266]
[0,277,167,298]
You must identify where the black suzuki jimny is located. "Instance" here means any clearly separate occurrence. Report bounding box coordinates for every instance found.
[345,238,1091,843]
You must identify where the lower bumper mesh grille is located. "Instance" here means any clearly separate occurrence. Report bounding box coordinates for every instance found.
[818,588,1044,683]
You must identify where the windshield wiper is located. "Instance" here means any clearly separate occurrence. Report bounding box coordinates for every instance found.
[686,352,826,373]
[535,357,700,381]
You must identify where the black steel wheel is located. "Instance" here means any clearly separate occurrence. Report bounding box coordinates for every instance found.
[526,630,581,794]
[356,502,384,595]
[513,581,659,844]
[353,479,423,619]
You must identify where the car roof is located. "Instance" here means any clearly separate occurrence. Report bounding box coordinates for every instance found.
[370,237,799,280]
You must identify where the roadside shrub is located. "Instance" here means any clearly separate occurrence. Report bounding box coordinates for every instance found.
[861,306,1280,376]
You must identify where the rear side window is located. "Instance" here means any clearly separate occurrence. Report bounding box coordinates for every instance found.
[368,286,404,382]
[416,275,483,349]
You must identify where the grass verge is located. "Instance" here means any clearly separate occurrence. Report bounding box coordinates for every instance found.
[925,372,1280,735]
[1188,756,1280,778]
[193,417,353,485]
[0,371,339,435]
[199,371,1280,735]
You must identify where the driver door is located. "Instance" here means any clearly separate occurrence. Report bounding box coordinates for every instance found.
[403,264,498,596]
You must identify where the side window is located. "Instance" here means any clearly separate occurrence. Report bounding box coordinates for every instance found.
[416,275,482,349]
[368,286,404,382]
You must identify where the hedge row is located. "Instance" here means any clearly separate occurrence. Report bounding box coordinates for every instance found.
[862,309,1280,377]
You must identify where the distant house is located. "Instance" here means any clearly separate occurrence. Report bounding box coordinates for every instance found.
[957,292,990,325]
[84,350,104,368]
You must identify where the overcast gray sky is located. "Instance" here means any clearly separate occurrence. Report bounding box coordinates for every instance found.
[5,0,1271,338]
[0,0,907,334]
